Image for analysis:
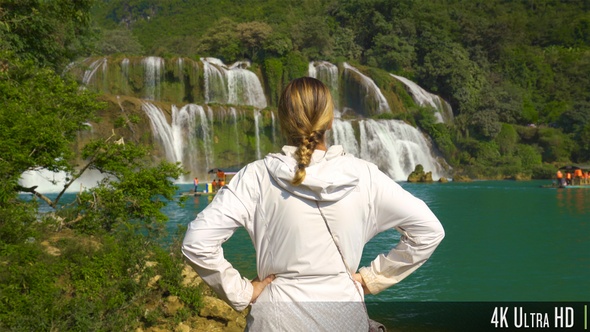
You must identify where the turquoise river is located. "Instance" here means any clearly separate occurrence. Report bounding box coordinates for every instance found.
[164,180,590,330]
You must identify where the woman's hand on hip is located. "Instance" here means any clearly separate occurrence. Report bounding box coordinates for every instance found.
[250,274,275,303]
[353,273,370,295]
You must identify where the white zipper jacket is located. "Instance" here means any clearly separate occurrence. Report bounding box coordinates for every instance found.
[182,145,444,331]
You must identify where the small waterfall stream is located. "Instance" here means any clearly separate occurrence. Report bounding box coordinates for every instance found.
[391,74,454,124]
[254,110,262,160]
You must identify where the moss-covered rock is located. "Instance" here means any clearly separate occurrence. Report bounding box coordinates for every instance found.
[407,164,434,183]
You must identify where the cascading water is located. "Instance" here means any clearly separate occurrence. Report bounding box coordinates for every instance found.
[271,111,277,144]
[254,110,262,160]
[142,102,214,180]
[329,111,360,157]
[359,119,443,181]
[391,74,454,124]
[308,61,340,108]
[230,107,242,166]
[143,57,164,100]
[330,116,443,181]
[342,62,391,115]
[82,57,107,86]
[142,102,178,162]
[69,56,452,183]
[202,58,267,109]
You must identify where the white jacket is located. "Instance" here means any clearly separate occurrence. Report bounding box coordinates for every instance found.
[182,145,444,331]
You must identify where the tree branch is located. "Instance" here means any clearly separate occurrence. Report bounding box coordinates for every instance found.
[16,185,55,208]
[52,131,117,207]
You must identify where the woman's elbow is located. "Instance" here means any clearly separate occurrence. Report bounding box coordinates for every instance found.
[431,219,445,245]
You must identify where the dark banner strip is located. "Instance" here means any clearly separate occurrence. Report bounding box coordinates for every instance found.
[365,302,588,331]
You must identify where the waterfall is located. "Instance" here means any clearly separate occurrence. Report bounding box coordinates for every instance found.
[142,102,178,162]
[201,57,267,109]
[143,57,164,100]
[308,61,339,107]
[271,111,277,144]
[19,169,106,194]
[329,111,359,156]
[308,61,339,90]
[230,107,241,166]
[82,57,107,86]
[142,102,215,180]
[342,62,390,115]
[171,105,194,175]
[254,109,262,159]
[358,119,443,181]
[202,57,228,105]
[391,74,454,124]
[121,58,130,94]
[71,56,453,183]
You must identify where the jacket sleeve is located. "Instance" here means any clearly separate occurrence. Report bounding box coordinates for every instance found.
[181,167,257,311]
[358,165,445,295]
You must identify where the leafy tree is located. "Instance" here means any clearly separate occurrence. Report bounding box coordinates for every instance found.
[197,18,241,62]
[418,41,485,114]
[516,144,542,170]
[290,16,333,59]
[0,52,103,204]
[494,123,519,156]
[469,111,502,140]
[557,102,590,135]
[0,0,95,71]
[95,27,145,55]
[237,21,273,60]
[70,139,184,235]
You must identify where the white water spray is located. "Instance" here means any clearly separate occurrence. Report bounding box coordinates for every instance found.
[391,74,454,124]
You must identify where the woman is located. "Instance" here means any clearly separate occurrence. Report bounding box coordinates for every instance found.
[182,77,445,331]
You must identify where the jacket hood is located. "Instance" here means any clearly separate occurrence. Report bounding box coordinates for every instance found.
[264,145,359,202]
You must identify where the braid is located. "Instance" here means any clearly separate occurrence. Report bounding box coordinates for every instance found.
[277,77,334,186]
[292,131,323,185]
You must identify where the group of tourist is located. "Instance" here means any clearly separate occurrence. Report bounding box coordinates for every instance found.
[193,174,226,193]
[556,168,590,186]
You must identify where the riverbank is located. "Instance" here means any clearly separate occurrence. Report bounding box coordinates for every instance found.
[135,264,248,332]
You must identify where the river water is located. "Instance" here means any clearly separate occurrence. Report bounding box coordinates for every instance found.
[32,180,590,330]
[166,180,589,330]
[170,180,590,302]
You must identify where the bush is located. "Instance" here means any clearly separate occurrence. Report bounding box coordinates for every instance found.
[532,163,558,179]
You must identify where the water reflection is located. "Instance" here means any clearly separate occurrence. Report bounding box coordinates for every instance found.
[555,188,590,215]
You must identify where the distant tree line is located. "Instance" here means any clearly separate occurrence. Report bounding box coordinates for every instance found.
[90,0,590,175]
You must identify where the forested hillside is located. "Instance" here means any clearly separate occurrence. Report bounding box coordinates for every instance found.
[90,0,590,178]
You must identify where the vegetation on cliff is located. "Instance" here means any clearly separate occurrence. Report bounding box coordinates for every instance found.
[88,0,590,178]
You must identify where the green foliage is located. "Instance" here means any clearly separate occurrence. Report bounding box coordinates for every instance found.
[469,111,502,140]
[0,219,198,331]
[0,201,38,245]
[0,52,104,204]
[262,57,284,106]
[72,140,184,235]
[531,163,559,179]
[494,123,519,156]
[516,144,543,170]
[197,18,241,63]
[281,52,309,83]
[0,0,95,71]
[95,27,145,55]
[537,127,575,163]
[576,123,590,162]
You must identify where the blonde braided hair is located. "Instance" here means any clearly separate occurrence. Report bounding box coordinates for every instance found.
[278,77,334,185]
